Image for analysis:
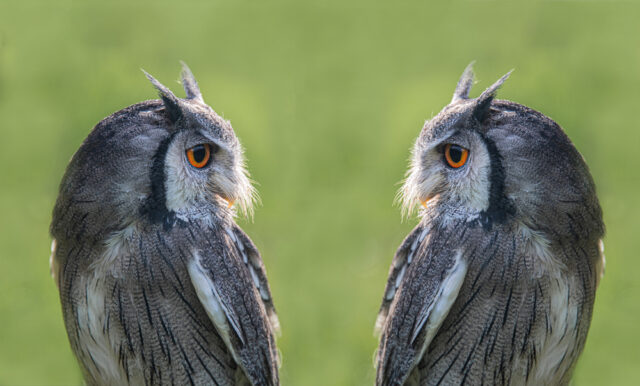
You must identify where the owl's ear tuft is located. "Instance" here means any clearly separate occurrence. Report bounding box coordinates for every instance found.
[180,61,204,103]
[142,69,183,123]
[473,69,513,122]
[452,62,475,103]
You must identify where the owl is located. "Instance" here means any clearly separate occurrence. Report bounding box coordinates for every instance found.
[375,64,605,385]
[50,63,280,385]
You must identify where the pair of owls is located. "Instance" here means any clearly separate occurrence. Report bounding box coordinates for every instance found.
[50,63,604,385]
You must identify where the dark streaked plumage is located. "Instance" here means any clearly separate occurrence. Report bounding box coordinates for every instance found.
[375,64,604,385]
[50,64,279,385]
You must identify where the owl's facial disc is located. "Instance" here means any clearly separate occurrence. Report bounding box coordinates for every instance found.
[142,67,257,219]
[440,133,492,214]
[160,129,256,218]
[400,128,492,218]
[399,64,512,220]
[197,130,256,215]
[183,142,235,207]
[418,143,470,208]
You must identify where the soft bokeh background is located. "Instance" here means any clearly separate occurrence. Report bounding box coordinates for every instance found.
[1,0,638,384]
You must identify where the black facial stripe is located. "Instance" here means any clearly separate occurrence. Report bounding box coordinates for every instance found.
[478,134,514,229]
[140,131,178,227]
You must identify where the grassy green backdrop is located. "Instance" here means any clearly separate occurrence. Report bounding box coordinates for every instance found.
[1,1,638,385]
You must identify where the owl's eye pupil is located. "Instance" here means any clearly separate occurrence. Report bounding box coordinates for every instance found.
[186,144,212,168]
[449,146,463,163]
[444,144,469,168]
[192,145,207,163]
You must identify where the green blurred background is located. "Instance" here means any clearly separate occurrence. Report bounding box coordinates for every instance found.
[1,0,638,384]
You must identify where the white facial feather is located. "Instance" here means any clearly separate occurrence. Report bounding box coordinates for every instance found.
[165,143,200,211]
[398,142,444,218]
[452,138,491,212]
[162,134,257,218]
[399,131,492,219]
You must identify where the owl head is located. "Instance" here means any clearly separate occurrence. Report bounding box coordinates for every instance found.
[51,63,256,242]
[400,64,602,239]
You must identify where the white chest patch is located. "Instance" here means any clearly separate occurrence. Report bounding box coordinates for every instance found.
[75,272,140,384]
[510,236,582,385]
[72,231,143,385]
[528,273,580,385]
[507,226,585,384]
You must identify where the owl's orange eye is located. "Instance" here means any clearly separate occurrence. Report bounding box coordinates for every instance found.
[186,144,212,168]
[444,144,469,168]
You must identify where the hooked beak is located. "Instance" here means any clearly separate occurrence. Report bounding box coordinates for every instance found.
[420,194,435,209]
[217,192,235,209]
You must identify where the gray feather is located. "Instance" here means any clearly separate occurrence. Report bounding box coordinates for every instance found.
[51,64,278,385]
[180,61,204,102]
[142,69,183,123]
[377,65,604,385]
[473,69,513,122]
[451,61,475,103]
